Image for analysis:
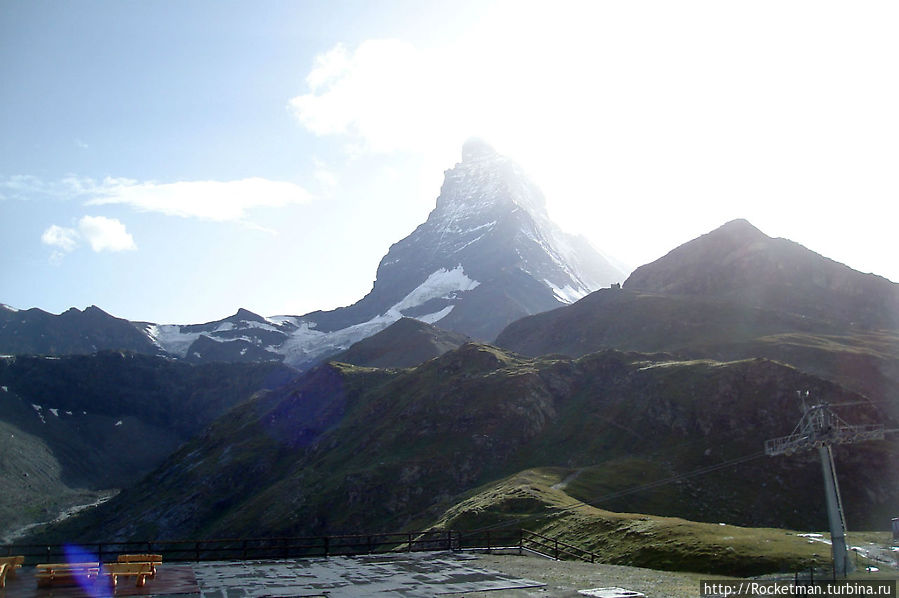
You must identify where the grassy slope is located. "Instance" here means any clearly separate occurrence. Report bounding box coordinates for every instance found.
[430,468,873,577]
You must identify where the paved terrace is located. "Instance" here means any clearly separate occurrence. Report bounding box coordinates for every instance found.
[0,551,549,598]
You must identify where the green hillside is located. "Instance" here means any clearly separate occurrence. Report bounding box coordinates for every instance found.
[431,468,844,576]
[30,344,897,552]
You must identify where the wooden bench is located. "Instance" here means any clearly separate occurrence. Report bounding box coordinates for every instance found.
[0,556,25,587]
[117,553,162,577]
[102,562,154,588]
[35,562,100,587]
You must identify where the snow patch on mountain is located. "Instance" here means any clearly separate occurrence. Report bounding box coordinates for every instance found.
[145,324,203,358]
[545,280,587,304]
[203,334,257,345]
[418,305,454,324]
[235,319,282,333]
[277,265,479,367]
[391,265,479,314]
[267,315,303,328]
[279,316,392,365]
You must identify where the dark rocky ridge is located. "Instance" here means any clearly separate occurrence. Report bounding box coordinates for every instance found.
[626,219,899,329]
[330,318,470,368]
[0,305,160,357]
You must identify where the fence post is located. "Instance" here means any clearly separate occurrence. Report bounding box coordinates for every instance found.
[323,536,329,558]
[195,541,200,563]
[519,529,523,554]
[407,533,412,552]
[486,531,491,553]
[554,538,559,560]
[97,543,103,564]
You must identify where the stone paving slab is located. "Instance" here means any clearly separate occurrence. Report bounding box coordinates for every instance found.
[192,551,545,597]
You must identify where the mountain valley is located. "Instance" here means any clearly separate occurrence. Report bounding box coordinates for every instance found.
[2,146,898,576]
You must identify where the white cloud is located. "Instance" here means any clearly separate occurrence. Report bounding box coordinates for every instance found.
[1,175,57,201]
[2,174,316,224]
[305,43,352,92]
[289,39,468,154]
[84,176,315,222]
[40,216,136,258]
[41,224,80,252]
[77,216,136,252]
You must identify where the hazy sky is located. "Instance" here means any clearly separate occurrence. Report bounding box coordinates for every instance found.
[2,1,897,324]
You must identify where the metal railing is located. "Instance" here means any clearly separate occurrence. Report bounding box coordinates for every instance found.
[520,529,600,563]
[1,528,601,565]
[0,530,458,564]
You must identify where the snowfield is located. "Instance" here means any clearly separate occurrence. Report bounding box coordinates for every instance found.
[146,265,480,368]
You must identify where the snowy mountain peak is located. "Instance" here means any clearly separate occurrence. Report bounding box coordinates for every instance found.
[16,141,625,370]
[358,140,626,341]
[435,140,547,226]
[461,137,499,162]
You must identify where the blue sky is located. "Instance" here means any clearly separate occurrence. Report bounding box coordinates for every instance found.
[2,1,897,324]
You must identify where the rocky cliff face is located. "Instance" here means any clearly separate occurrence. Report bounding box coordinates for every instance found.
[298,138,624,343]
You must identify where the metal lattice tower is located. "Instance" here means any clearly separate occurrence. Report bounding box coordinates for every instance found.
[765,391,885,578]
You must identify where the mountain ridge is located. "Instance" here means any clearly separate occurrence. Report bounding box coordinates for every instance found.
[28,344,896,545]
[329,317,470,368]
[496,219,899,417]
[625,218,899,329]
[1,141,624,369]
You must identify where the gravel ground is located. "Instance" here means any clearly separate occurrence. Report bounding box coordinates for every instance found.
[441,552,708,598]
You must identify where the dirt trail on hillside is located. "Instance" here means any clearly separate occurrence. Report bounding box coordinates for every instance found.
[551,469,583,491]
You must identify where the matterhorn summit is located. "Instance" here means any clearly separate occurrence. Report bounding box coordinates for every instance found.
[3,141,625,369]
[353,138,625,340]
[151,139,624,367]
